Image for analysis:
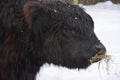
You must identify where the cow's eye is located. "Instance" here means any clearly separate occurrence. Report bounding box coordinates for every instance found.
[63,28,76,38]
[88,33,92,37]
[71,29,75,34]
[88,32,93,37]
[65,29,76,35]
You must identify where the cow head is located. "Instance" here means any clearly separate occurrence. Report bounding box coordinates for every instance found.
[24,1,106,68]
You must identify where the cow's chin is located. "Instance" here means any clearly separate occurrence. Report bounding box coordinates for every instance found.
[88,53,110,64]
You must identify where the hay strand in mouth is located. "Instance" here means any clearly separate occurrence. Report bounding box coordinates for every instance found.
[89,54,112,74]
[89,54,111,64]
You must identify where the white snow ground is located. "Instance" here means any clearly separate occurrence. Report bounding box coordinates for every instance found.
[36,1,120,80]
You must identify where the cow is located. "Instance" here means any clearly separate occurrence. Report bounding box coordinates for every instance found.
[0,0,106,80]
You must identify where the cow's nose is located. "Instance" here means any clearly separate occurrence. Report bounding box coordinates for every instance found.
[94,43,106,54]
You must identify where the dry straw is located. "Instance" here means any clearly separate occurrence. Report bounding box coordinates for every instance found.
[89,54,111,64]
[89,54,112,73]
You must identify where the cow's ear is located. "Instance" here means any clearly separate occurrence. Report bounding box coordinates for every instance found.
[23,1,48,29]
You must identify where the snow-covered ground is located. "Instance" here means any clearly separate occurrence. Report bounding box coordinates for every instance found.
[36,1,120,80]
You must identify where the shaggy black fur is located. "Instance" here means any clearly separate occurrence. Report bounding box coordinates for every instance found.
[0,0,106,80]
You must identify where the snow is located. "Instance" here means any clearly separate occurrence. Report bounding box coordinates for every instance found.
[36,1,120,80]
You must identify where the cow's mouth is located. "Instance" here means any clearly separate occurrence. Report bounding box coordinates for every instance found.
[89,54,111,64]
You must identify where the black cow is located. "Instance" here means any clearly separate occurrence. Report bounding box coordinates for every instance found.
[0,0,106,80]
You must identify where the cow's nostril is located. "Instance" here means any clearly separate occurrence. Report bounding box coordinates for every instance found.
[94,43,106,54]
